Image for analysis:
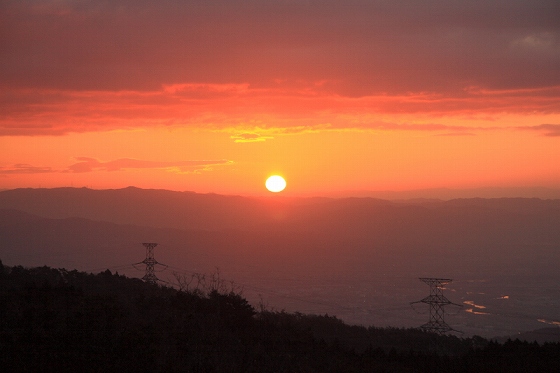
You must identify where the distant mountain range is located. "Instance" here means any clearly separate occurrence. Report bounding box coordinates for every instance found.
[1,186,559,232]
[1,187,559,339]
[1,186,559,273]
[324,186,560,200]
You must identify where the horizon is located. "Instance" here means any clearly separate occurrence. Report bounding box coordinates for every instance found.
[2,185,560,200]
[1,1,560,195]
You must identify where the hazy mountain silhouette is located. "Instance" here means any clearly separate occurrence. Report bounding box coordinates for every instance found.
[1,187,559,338]
[1,187,559,236]
[1,188,559,261]
[326,186,560,200]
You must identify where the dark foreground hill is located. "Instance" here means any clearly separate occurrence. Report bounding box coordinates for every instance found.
[1,263,559,372]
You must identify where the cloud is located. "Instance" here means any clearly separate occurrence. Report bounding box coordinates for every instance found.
[230,133,274,143]
[0,164,56,175]
[516,124,560,137]
[511,32,559,53]
[359,122,479,132]
[67,157,233,173]
[1,1,559,136]
[2,85,557,137]
[2,0,558,94]
[0,158,233,177]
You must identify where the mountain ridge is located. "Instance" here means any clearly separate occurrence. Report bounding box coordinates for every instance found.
[1,187,559,232]
[1,188,559,338]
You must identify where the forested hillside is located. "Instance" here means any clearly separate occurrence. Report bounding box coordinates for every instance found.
[1,263,558,372]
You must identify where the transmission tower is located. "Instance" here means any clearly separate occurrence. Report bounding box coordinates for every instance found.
[411,278,462,335]
[135,243,167,285]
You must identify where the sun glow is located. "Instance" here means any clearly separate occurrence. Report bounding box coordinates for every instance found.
[265,175,286,193]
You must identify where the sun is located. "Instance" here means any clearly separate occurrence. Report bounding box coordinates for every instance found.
[265,175,286,193]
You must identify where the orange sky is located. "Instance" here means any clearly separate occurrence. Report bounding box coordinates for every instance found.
[1,1,559,197]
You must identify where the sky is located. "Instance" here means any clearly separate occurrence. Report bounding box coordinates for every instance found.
[1,0,559,196]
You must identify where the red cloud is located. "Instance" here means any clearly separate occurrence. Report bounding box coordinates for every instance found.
[1,1,559,136]
[1,85,559,137]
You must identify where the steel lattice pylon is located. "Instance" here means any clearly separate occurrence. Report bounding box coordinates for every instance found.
[133,243,167,285]
[411,278,462,335]
[141,243,159,284]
